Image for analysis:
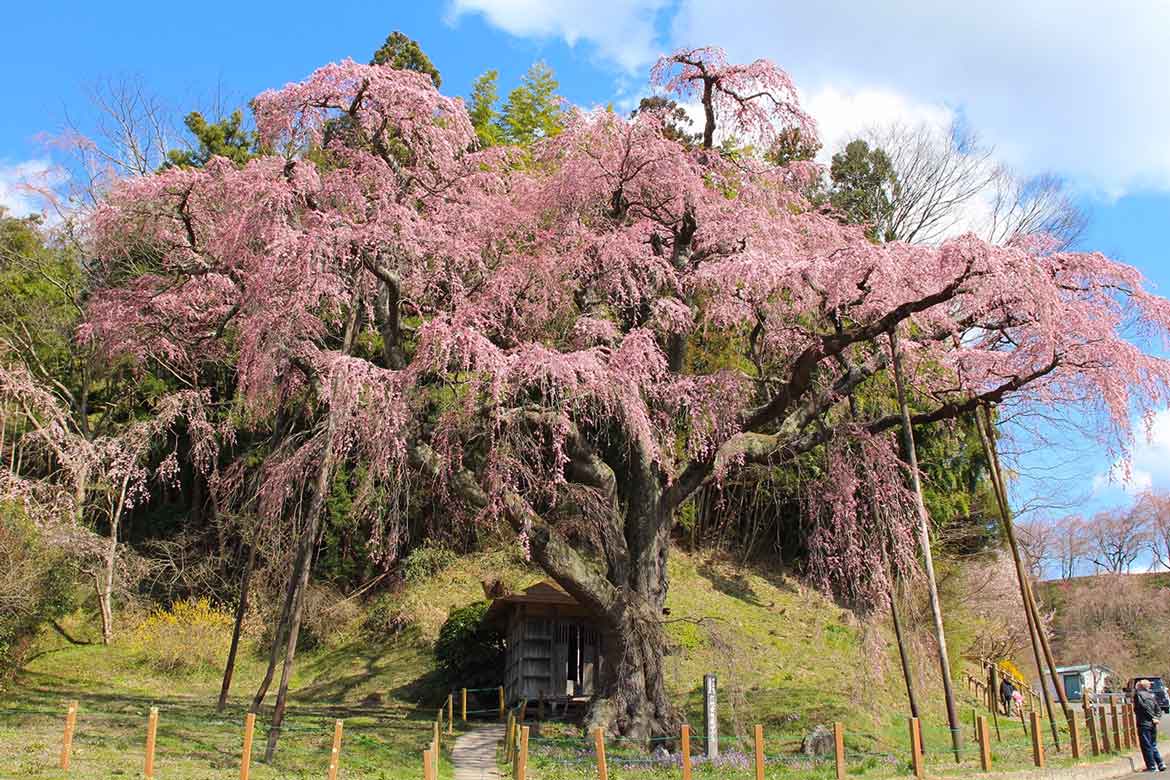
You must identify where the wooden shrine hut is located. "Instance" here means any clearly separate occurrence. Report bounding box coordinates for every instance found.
[484,580,607,704]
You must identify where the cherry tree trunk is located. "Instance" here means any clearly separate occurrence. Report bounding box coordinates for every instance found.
[586,567,677,741]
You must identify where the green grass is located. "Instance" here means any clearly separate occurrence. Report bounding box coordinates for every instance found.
[0,547,1134,779]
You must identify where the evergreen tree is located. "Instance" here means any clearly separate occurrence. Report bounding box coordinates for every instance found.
[829,139,897,241]
[499,62,564,145]
[370,31,440,87]
[468,70,504,147]
[630,96,698,146]
[165,110,258,169]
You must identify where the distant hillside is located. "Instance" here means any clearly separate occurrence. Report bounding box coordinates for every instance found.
[1038,571,1170,684]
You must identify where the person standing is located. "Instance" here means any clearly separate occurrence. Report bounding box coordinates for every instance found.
[1135,679,1166,773]
[1000,676,1015,717]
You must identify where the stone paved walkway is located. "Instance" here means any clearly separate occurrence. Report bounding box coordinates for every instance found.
[451,723,506,780]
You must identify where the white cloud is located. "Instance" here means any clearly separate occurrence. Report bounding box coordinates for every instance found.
[800,85,953,166]
[446,0,669,72]
[0,159,61,218]
[459,0,1170,196]
[668,0,1170,196]
[1093,408,1170,496]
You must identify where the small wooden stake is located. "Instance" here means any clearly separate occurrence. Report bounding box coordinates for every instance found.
[144,707,159,780]
[753,724,765,780]
[327,719,343,780]
[504,711,515,762]
[517,725,529,780]
[1030,711,1044,767]
[980,715,993,771]
[909,717,924,780]
[681,724,692,780]
[499,686,505,720]
[833,722,846,780]
[461,688,467,721]
[448,694,454,735]
[594,727,608,780]
[518,699,528,724]
[1069,713,1082,759]
[59,700,78,770]
[239,712,255,780]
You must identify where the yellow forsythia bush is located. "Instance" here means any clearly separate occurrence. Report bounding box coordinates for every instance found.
[129,598,234,674]
[998,658,1025,683]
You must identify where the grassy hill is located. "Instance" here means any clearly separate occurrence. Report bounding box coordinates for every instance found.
[0,547,1107,778]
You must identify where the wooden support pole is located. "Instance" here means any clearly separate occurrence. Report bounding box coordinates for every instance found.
[909,718,924,780]
[505,711,515,762]
[1099,707,1111,753]
[1069,713,1082,760]
[423,748,434,780]
[240,712,256,780]
[60,700,78,771]
[892,328,962,763]
[144,707,159,780]
[753,724,765,780]
[977,715,992,771]
[681,725,692,780]
[518,700,528,724]
[517,725,529,780]
[448,694,454,736]
[433,720,440,777]
[834,722,846,780]
[499,686,505,720]
[1030,711,1045,768]
[461,688,467,722]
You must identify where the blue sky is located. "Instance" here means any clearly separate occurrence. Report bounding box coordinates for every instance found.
[2,0,1168,524]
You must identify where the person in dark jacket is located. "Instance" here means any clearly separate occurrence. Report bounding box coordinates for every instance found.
[1136,679,1166,772]
[1000,677,1015,716]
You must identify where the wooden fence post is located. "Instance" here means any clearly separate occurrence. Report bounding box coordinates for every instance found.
[326,719,343,780]
[1110,699,1121,752]
[1086,703,1099,755]
[519,700,528,724]
[977,715,992,771]
[505,711,515,762]
[681,724,692,780]
[594,727,608,780]
[517,725,529,780]
[461,688,467,722]
[1030,711,1044,768]
[59,700,78,771]
[433,720,440,777]
[1069,713,1082,759]
[448,694,454,736]
[753,724,765,780]
[833,721,846,780]
[423,748,434,780]
[144,707,159,780]
[909,718,924,780]
[1099,707,1111,753]
[1128,704,1137,749]
[239,712,255,780]
[499,686,505,720]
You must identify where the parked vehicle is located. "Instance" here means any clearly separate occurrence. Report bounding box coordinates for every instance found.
[1126,677,1170,714]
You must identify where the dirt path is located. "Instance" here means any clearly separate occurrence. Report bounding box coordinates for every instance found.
[451,723,506,780]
